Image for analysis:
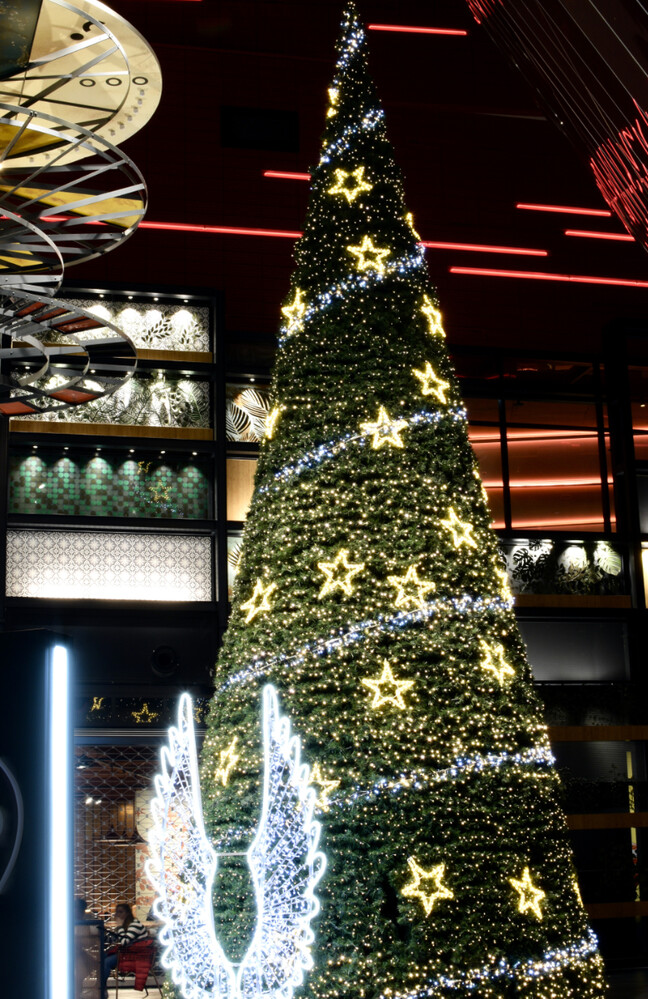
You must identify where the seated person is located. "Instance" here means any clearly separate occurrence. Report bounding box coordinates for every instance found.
[102,902,149,996]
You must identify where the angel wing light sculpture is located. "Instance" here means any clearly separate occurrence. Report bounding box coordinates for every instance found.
[146,685,327,999]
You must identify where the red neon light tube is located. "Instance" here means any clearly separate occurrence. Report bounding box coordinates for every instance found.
[450,266,648,289]
[138,221,302,238]
[263,170,311,181]
[368,24,468,36]
[516,202,612,217]
[564,229,634,242]
[422,240,546,257]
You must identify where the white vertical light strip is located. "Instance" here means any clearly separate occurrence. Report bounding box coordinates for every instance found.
[49,644,70,999]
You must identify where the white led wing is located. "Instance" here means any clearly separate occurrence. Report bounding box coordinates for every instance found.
[146,694,234,999]
[147,687,327,999]
[238,685,327,999]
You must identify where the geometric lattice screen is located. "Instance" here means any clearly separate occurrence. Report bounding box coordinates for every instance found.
[74,745,159,922]
[6,529,213,601]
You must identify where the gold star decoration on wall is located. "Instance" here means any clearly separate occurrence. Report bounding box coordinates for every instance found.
[361,661,414,710]
[412,361,450,403]
[215,736,239,786]
[310,763,340,812]
[241,578,277,623]
[90,696,104,712]
[148,484,171,502]
[327,166,374,203]
[360,406,408,449]
[281,288,308,334]
[420,294,446,338]
[440,506,477,549]
[317,548,365,598]
[479,640,515,684]
[401,857,453,916]
[131,702,159,724]
[347,235,391,275]
[509,867,546,920]
[387,564,435,610]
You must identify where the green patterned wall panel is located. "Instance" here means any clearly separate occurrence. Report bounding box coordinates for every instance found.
[9,452,211,520]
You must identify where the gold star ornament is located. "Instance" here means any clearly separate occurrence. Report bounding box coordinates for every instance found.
[327,166,374,203]
[281,288,308,334]
[440,507,477,549]
[361,661,414,710]
[387,564,435,610]
[241,578,277,623]
[412,361,450,403]
[317,548,364,598]
[479,640,515,684]
[131,702,159,724]
[420,294,446,338]
[510,867,545,920]
[360,406,408,449]
[265,405,283,440]
[347,235,391,275]
[310,763,340,812]
[402,857,453,916]
[215,736,239,786]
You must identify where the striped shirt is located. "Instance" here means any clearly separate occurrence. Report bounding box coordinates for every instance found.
[116,920,149,948]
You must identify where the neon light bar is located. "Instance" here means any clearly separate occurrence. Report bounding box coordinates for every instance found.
[138,221,302,238]
[422,240,546,257]
[450,266,648,289]
[506,516,616,529]
[564,229,634,242]
[516,203,612,217]
[50,644,70,999]
[367,24,468,36]
[263,170,311,181]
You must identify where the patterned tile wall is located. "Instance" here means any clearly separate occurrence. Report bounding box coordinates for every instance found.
[6,529,213,601]
[9,452,211,520]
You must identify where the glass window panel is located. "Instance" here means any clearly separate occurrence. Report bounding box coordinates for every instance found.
[501,538,625,595]
[506,400,605,531]
[226,383,271,442]
[227,458,257,521]
[518,619,628,681]
[465,398,504,527]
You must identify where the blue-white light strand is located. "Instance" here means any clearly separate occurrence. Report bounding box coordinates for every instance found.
[219,592,513,696]
[278,246,427,346]
[383,930,601,998]
[335,746,556,810]
[260,407,467,495]
[319,108,385,166]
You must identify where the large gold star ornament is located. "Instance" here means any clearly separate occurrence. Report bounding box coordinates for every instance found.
[281,288,308,334]
[480,640,515,684]
[241,578,277,623]
[215,736,239,786]
[387,564,435,610]
[328,166,374,203]
[317,548,365,598]
[510,867,545,920]
[361,661,414,710]
[402,858,453,916]
[440,507,477,549]
[310,763,340,812]
[347,235,391,275]
[360,406,408,449]
[420,294,446,338]
[412,361,450,403]
[131,702,159,724]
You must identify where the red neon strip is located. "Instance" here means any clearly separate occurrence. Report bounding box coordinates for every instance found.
[422,240,547,257]
[516,202,612,217]
[263,170,311,181]
[564,229,634,242]
[368,24,468,36]
[138,221,302,238]
[506,516,615,529]
[450,266,648,289]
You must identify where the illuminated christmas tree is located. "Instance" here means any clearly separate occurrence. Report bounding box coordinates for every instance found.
[198,4,607,997]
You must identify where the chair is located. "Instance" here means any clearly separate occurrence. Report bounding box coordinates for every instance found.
[111,939,163,996]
